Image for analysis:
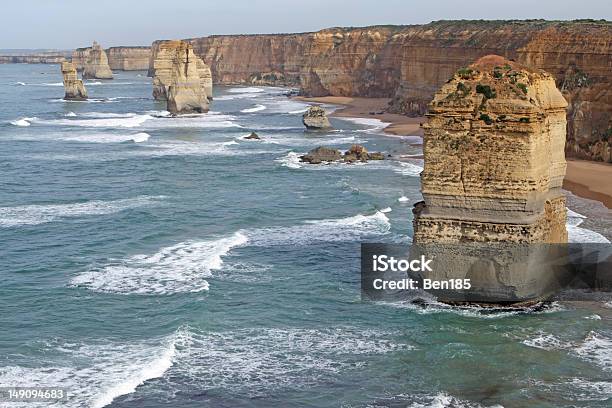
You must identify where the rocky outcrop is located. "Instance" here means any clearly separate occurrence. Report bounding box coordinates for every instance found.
[303,106,332,130]
[412,56,569,303]
[244,132,261,140]
[107,47,151,70]
[61,62,87,100]
[152,40,210,114]
[300,144,384,164]
[150,20,611,163]
[413,56,568,243]
[82,42,113,79]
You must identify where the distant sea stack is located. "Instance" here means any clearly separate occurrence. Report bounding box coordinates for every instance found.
[82,42,113,79]
[414,55,568,244]
[61,62,87,100]
[152,40,211,114]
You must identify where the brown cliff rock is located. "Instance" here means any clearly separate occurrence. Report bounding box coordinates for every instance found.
[149,20,611,163]
[413,55,568,244]
[61,62,87,100]
[152,40,210,114]
[107,47,151,71]
[412,56,569,304]
[82,42,113,79]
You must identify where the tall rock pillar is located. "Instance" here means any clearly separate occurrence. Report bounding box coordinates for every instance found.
[61,62,88,101]
[412,55,569,303]
[83,41,113,80]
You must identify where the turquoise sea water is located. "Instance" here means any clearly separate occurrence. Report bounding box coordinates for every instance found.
[0,64,610,407]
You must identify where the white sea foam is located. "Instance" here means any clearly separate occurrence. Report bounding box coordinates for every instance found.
[574,331,612,371]
[10,117,33,126]
[244,211,391,247]
[0,329,185,408]
[398,196,410,202]
[15,81,26,86]
[228,87,265,93]
[71,232,248,294]
[566,207,610,243]
[380,207,393,213]
[170,326,411,397]
[34,114,153,128]
[241,104,267,113]
[276,151,303,169]
[405,393,503,408]
[65,111,77,117]
[0,196,164,227]
[522,332,570,350]
[394,161,424,176]
[337,117,390,133]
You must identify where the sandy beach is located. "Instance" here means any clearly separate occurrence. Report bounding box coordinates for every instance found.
[296,96,612,209]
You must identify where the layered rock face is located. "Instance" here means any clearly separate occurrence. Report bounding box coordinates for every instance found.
[151,20,610,162]
[152,40,210,114]
[411,56,569,303]
[61,62,87,100]
[107,47,151,70]
[303,106,332,130]
[413,55,568,244]
[82,42,113,79]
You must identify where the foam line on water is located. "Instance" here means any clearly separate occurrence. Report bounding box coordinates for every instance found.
[0,196,165,228]
[241,104,267,113]
[71,232,248,294]
[10,116,37,126]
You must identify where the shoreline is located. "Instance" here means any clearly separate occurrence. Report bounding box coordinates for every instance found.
[295,96,612,210]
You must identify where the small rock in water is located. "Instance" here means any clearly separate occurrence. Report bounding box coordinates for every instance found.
[300,144,385,164]
[244,132,261,140]
[303,106,332,130]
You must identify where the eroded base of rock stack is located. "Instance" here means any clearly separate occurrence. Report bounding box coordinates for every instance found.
[412,55,569,304]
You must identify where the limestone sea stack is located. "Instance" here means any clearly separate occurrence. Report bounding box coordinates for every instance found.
[412,55,569,303]
[82,42,113,79]
[61,62,87,100]
[152,40,210,114]
[303,106,332,130]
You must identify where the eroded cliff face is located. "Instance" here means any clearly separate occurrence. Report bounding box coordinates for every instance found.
[107,47,151,71]
[150,20,610,162]
[152,40,210,114]
[83,42,113,79]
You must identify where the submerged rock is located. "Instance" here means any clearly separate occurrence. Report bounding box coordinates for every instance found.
[244,132,261,140]
[301,144,385,164]
[82,41,113,80]
[61,62,87,100]
[152,40,211,114]
[303,106,332,130]
[300,147,341,164]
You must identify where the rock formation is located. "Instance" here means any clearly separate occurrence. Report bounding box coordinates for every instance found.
[413,55,568,244]
[303,106,332,130]
[61,62,87,100]
[82,42,113,79]
[106,47,151,71]
[244,132,261,140]
[411,56,569,303]
[148,20,611,162]
[300,144,384,164]
[152,40,210,114]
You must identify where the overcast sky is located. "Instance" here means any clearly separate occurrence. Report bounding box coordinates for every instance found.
[2,0,610,49]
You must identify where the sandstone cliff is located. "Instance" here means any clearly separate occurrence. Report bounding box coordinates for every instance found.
[82,42,113,79]
[410,56,570,303]
[61,62,87,100]
[414,55,568,244]
[107,47,151,71]
[152,40,210,114]
[150,20,610,163]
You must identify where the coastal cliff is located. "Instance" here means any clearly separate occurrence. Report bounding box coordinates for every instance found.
[73,46,151,71]
[412,56,568,303]
[150,20,610,163]
[82,42,113,79]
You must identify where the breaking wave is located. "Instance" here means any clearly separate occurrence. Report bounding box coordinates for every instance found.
[10,116,37,126]
[241,104,267,113]
[71,232,248,294]
[0,196,164,228]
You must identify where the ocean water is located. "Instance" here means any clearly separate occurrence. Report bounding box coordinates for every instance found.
[0,64,610,408]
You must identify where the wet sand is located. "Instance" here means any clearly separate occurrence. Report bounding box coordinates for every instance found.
[295,96,612,210]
